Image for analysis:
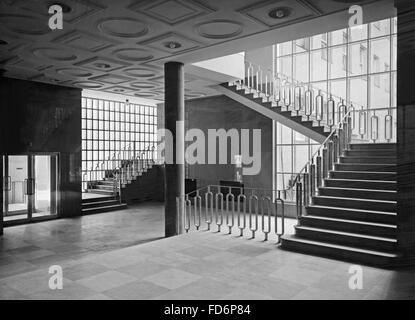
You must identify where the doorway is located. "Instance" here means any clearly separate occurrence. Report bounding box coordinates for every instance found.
[2,154,58,225]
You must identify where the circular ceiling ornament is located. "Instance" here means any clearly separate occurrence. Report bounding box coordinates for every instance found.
[33,47,77,61]
[72,81,103,89]
[195,20,243,39]
[124,68,157,78]
[97,17,149,38]
[113,48,154,62]
[0,14,50,35]
[56,68,92,78]
[130,82,157,89]
[268,7,293,19]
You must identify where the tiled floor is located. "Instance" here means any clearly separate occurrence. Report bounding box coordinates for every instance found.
[1,203,415,300]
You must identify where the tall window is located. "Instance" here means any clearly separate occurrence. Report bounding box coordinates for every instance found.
[81,97,158,186]
[274,17,397,196]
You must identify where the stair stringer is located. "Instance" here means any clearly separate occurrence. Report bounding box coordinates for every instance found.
[212,84,326,144]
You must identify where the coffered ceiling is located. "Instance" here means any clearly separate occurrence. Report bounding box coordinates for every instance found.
[0,0,395,101]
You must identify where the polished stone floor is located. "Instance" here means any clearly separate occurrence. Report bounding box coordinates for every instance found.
[0,203,414,300]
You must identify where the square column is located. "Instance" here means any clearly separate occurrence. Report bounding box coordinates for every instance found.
[164,62,185,237]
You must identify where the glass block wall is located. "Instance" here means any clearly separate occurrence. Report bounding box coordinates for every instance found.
[81,96,158,187]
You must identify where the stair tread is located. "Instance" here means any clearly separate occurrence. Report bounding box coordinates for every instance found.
[295,225,397,242]
[309,205,396,215]
[315,195,396,203]
[330,170,396,174]
[281,235,398,258]
[302,215,397,228]
[82,199,118,206]
[326,178,396,184]
[338,163,395,166]
[82,204,127,211]
[320,186,397,193]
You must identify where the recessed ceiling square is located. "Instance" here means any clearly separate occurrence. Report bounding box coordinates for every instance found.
[129,0,213,25]
[139,32,202,54]
[237,0,320,28]
[75,57,130,72]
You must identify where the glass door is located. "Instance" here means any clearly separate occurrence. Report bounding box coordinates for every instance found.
[2,155,30,222]
[2,154,58,224]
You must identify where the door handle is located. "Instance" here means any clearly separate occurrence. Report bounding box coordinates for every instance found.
[27,178,35,196]
[24,179,28,195]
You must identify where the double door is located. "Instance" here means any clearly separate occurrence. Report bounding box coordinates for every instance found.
[2,154,58,224]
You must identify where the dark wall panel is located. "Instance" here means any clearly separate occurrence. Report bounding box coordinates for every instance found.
[0,77,82,225]
[184,95,273,191]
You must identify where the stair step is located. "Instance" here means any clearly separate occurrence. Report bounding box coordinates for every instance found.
[299,215,396,237]
[294,225,397,252]
[86,189,114,195]
[340,156,396,164]
[324,179,396,191]
[82,196,115,204]
[313,196,396,212]
[94,184,114,190]
[305,205,397,224]
[330,170,396,181]
[82,203,127,215]
[350,143,396,150]
[280,235,398,267]
[82,199,119,209]
[318,187,397,201]
[335,163,395,172]
[345,149,396,157]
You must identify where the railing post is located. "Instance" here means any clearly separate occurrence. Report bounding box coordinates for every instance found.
[310,159,316,198]
[322,147,328,181]
[316,151,322,190]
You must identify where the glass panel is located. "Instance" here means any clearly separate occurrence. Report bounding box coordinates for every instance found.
[311,33,328,50]
[329,45,347,79]
[311,49,327,81]
[370,73,390,109]
[277,55,292,79]
[370,37,391,74]
[276,146,292,173]
[278,41,292,56]
[293,145,309,172]
[392,35,397,70]
[5,156,29,221]
[33,155,56,218]
[349,24,368,42]
[370,19,390,38]
[348,41,367,76]
[350,76,368,108]
[293,53,309,83]
[329,29,348,46]
[294,38,310,53]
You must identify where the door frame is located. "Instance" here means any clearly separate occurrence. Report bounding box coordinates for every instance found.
[2,152,60,227]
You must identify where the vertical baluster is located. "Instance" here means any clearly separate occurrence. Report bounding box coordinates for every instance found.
[275,191,285,243]
[237,193,246,236]
[205,187,213,231]
[333,134,339,164]
[327,95,335,128]
[371,111,379,143]
[249,195,259,239]
[215,191,224,232]
[359,109,367,139]
[305,88,313,120]
[261,197,272,241]
[184,195,191,233]
[327,139,334,173]
[315,90,323,126]
[316,151,322,190]
[226,187,235,234]
[385,113,393,142]
[322,147,328,181]
[195,190,202,231]
[310,159,316,198]
[296,181,302,218]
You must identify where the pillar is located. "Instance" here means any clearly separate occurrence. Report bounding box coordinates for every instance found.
[396,0,415,266]
[164,62,185,237]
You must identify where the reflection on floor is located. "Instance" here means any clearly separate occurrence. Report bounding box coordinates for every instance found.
[82,193,111,200]
[0,203,414,300]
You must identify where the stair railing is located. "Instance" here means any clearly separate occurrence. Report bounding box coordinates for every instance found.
[83,144,156,193]
[177,109,354,242]
[177,184,286,243]
[293,107,354,218]
[236,60,365,132]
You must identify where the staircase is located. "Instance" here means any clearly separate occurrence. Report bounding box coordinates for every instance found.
[82,195,127,215]
[281,143,399,267]
[82,152,157,214]
[215,82,329,144]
